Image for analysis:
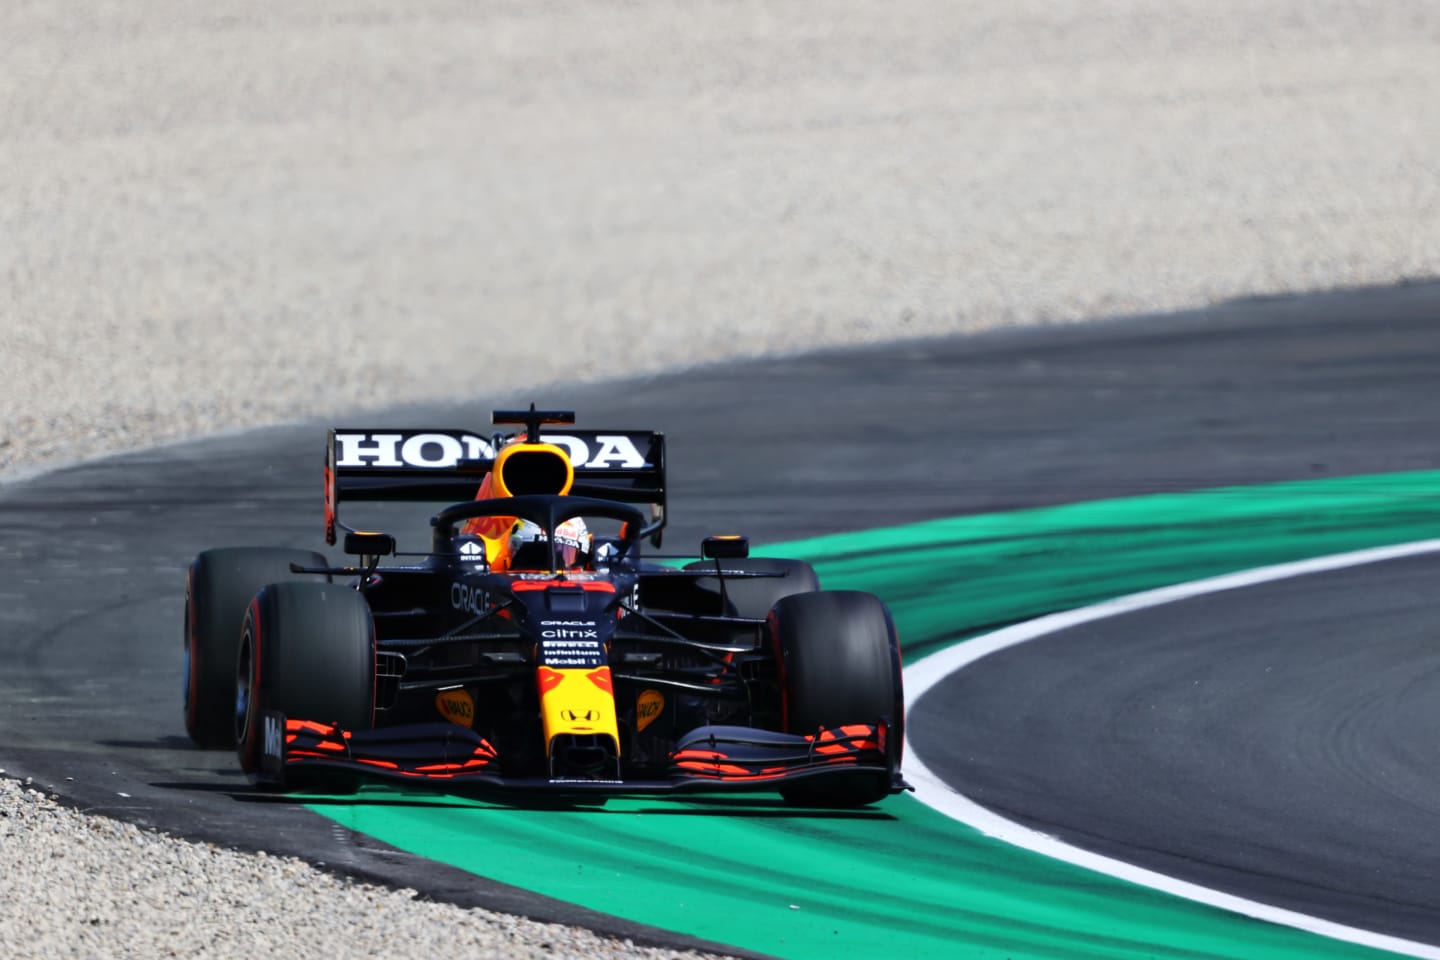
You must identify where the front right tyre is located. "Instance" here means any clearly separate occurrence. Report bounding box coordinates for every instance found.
[184,547,328,749]
[235,581,376,791]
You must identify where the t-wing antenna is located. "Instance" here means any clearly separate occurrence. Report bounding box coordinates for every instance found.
[492,404,576,443]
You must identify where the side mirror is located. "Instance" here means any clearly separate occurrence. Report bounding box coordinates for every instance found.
[343,531,396,558]
[701,535,750,560]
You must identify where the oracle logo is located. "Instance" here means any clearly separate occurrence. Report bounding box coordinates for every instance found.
[450,582,489,616]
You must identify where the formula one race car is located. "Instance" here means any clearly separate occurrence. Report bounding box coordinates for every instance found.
[183,407,906,806]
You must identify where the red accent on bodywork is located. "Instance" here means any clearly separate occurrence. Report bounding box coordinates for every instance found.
[510,580,616,593]
[324,463,336,545]
[537,667,565,693]
[810,726,880,755]
[414,758,493,773]
[675,761,754,776]
[587,667,613,694]
[671,757,794,781]
[287,719,337,736]
[710,650,734,685]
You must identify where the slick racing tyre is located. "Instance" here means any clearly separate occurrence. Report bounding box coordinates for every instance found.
[235,581,375,792]
[770,590,903,807]
[683,557,820,619]
[185,547,329,749]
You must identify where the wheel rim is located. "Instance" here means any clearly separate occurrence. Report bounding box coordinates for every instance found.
[235,626,255,749]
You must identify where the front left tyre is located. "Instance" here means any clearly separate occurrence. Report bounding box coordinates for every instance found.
[769,590,904,807]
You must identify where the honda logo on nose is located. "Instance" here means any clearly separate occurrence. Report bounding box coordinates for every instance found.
[561,709,599,722]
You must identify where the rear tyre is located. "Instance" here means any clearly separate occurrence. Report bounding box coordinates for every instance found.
[236,582,375,792]
[184,547,328,749]
[682,557,820,619]
[770,590,903,807]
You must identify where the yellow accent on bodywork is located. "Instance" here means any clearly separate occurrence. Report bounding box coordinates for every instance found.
[636,689,665,732]
[491,442,574,498]
[434,688,475,728]
[538,666,620,756]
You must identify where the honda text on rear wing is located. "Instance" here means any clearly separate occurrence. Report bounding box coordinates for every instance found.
[324,407,667,546]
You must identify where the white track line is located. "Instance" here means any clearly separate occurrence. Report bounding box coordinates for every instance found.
[902,538,1440,959]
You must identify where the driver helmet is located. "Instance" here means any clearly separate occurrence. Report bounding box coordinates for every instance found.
[508,517,593,569]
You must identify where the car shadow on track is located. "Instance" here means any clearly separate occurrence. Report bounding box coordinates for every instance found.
[143,784,900,820]
[305,795,901,821]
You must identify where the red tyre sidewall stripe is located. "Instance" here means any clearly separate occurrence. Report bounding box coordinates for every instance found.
[240,595,264,772]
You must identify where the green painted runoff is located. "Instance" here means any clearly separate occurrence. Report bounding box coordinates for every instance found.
[311,469,1440,959]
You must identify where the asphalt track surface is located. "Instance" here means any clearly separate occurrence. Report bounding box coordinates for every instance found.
[909,549,1440,945]
[2,281,1439,951]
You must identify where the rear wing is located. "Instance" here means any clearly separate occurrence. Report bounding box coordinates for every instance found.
[324,427,666,545]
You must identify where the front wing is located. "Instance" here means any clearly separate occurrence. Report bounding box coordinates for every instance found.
[255,712,908,797]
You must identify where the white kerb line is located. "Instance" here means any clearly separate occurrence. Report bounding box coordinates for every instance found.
[903,538,1440,960]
